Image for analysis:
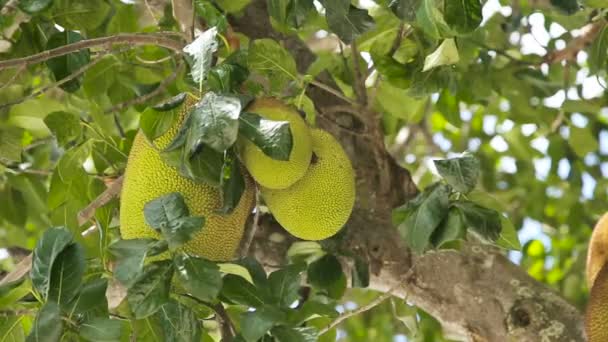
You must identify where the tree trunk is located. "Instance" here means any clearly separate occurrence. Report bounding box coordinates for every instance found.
[232,1,586,341]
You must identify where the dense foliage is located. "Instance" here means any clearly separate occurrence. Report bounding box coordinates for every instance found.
[0,0,607,340]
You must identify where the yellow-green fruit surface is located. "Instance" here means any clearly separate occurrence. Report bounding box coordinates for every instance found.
[239,98,312,189]
[120,95,255,261]
[586,212,608,341]
[587,212,608,287]
[587,263,608,342]
[262,129,355,240]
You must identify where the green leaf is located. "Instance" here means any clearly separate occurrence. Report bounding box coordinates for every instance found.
[56,140,92,182]
[569,126,598,158]
[219,152,246,213]
[550,0,580,14]
[433,154,480,194]
[157,300,202,342]
[453,201,502,243]
[143,193,205,249]
[66,278,109,317]
[239,112,293,161]
[161,141,225,187]
[128,260,174,319]
[272,326,317,342]
[389,0,421,21]
[31,227,74,300]
[268,0,315,29]
[287,301,338,325]
[589,26,608,74]
[396,183,450,253]
[174,252,223,302]
[0,185,26,227]
[423,39,459,72]
[108,239,168,287]
[79,318,124,342]
[47,243,86,306]
[248,39,299,89]
[431,206,465,248]
[45,31,90,93]
[241,305,286,342]
[0,127,24,163]
[269,263,306,308]
[43,111,82,147]
[237,258,269,288]
[18,0,53,13]
[496,215,521,250]
[52,0,111,30]
[140,106,178,142]
[194,0,228,32]
[415,0,451,40]
[215,0,250,12]
[307,255,343,292]
[186,92,242,153]
[436,89,461,126]
[208,62,250,93]
[26,302,63,342]
[444,0,482,34]
[221,274,267,308]
[0,278,31,309]
[183,27,219,86]
[322,0,375,44]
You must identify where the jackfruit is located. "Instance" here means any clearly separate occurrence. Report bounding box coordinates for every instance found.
[238,98,312,189]
[587,213,608,287]
[120,95,255,261]
[587,263,608,342]
[261,129,355,240]
[586,212,608,341]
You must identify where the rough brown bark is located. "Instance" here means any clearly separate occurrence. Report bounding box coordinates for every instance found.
[232,1,586,341]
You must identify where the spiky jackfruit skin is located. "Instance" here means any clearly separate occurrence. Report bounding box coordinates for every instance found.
[120,95,255,261]
[587,213,608,287]
[239,98,312,189]
[587,263,608,342]
[586,212,608,341]
[261,129,355,240]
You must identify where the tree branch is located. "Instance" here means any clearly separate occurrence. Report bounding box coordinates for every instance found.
[544,20,606,64]
[0,33,184,70]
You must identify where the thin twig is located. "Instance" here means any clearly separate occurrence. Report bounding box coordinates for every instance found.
[104,61,184,113]
[544,20,606,64]
[135,54,174,64]
[0,64,26,91]
[317,262,418,336]
[239,191,260,258]
[214,303,237,341]
[350,40,368,106]
[0,55,106,109]
[0,33,184,70]
[309,79,356,105]
[143,0,159,25]
[77,176,124,226]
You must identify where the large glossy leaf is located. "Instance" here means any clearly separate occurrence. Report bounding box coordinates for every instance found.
[433,154,480,194]
[31,228,74,300]
[157,300,202,342]
[444,0,482,34]
[268,263,306,308]
[47,243,86,306]
[174,252,223,302]
[45,31,90,93]
[241,305,286,342]
[127,260,174,319]
[26,302,63,342]
[239,112,293,161]
[143,193,205,249]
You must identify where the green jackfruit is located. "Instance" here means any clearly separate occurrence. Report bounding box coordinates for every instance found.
[120,95,254,261]
[262,129,355,240]
[239,98,312,189]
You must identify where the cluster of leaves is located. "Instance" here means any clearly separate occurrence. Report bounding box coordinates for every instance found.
[0,192,373,341]
[1,0,607,340]
[393,154,521,253]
